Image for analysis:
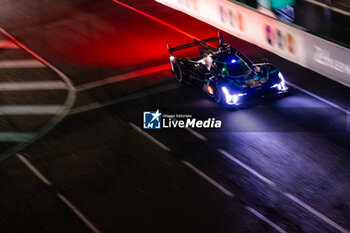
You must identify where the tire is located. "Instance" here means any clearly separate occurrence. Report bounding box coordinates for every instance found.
[174,63,184,83]
[213,84,224,104]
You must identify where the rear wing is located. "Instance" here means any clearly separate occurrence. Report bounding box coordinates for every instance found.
[167,31,224,56]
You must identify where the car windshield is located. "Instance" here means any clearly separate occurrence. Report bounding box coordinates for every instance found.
[216,59,251,76]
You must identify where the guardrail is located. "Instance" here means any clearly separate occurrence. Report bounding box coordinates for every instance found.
[156,0,350,87]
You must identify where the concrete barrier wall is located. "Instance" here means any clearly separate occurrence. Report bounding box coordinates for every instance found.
[156,0,350,87]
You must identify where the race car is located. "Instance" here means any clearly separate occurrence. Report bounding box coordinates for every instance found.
[167,32,288,106]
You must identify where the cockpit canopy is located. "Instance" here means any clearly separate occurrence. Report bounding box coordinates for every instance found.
[214,55,251,76]
[199,53,252,77]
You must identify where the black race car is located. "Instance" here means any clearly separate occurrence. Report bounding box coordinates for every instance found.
[167,32,288,106]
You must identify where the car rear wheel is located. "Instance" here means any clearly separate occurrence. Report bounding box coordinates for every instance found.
[213,85,223,104]
[174,63,184,83]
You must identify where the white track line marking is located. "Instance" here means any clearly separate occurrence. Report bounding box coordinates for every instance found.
[129,122,170,151]
[170,118,207,141]
[0,81,66,91]
[182,160,234,197]
[16,154,52,186]
[0,133,35,142]
[218,149,276,186]
[219,149,350,233]
[185,127,207,141]
[57,194,102,233]
[286,81,350,115]
[246,206,287,233]
[0,40,18,49]
[70,82,180,115]
[302,0,350,16]
[0,105,64,115]
[69,103,104,115]
[0,28,76,164]
[0,59,45,69]
[76,64,169,92]
[16,154,101,233]
[284,193,349,233]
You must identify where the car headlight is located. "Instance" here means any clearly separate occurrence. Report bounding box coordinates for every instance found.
[222,87,245,105]
[271,72,288,91]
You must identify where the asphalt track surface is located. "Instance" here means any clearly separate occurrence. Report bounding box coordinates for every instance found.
[0,0,349,232]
